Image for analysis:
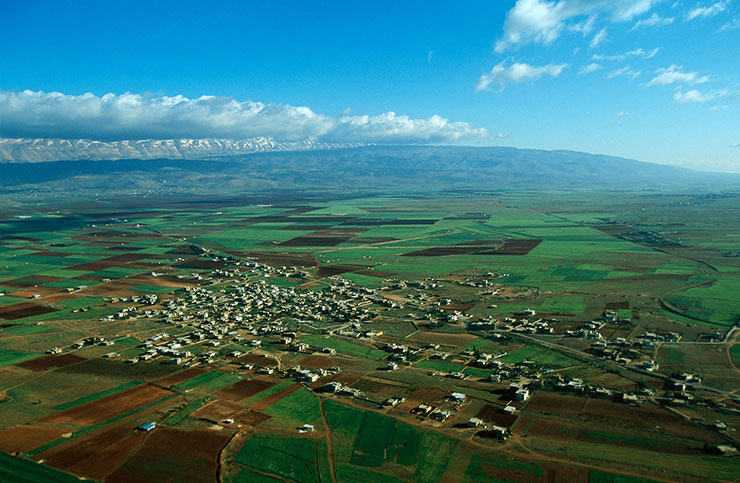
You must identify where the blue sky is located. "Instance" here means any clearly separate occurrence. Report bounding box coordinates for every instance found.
[1,0,739,171]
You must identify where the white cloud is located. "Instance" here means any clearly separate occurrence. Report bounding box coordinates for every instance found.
[592,47,660,61]
[495,0,660,52]
[686,0,729,20]
[568,15,597,35]
[476,60,567,91]
[731,142,740,148]
[608,66,641,79]
[645,65,711,86]
[630,12,675,29]
[719,17,740,30]
[673,88,723,102]
[674,87,738,102]
[0,90,487,144]
[579,62,603,74]
[589,28,608,48]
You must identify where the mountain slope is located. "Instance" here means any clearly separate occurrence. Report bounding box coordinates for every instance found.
[0,145,736,195]
[0,138,361,162]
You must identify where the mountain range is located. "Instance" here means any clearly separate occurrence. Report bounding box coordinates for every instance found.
[0,144,737,196]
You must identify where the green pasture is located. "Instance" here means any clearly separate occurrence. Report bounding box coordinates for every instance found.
[414,359,465,373]
[235,433,332,483]
[301,335,387,360]
[0,451,79,483]
[173,371,242,392]
[263,387,323,429]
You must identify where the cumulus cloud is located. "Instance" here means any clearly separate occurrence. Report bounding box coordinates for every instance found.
[674,88,739,103]
[645,65,711,86]
[579,62,603,74]
[630,12,675,29]
[0,90,487,144]
[673,88,723,102]
[495,0,659,52]
[686,0,729,20]
[476,60,567,91]
[592,47,660,61]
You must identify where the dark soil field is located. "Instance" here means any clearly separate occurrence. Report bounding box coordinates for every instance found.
[480,238,543,255]
[237,410,272,426]
[156,367,206,387]
[347,378,400,398]
[192,399,246,422]
[525,391,588,418]
[213,378,275,403]
[40,426,147,480]
[440,303,474,311]
[40,384,174,426]
[16,353,86,371]
[58,358,183,379]
[0,303,58,320]
[297,354,334,369]
[234,353,279,366]
[475,404,519,428]
[105,428,231,483]
[409,331,478,346]
[0,425,68,453]
[317,264,370,277]
[278,228,367,247]
[402,387,449,408]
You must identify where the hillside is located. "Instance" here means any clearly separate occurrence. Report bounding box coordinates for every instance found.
[0,145,736,196]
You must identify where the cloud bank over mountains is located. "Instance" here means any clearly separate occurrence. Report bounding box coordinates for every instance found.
[0,90,488,157]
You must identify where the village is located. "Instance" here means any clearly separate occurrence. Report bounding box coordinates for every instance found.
[43,255,738,453]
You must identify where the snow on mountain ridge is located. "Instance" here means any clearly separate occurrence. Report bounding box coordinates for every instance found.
[0,137,362,162]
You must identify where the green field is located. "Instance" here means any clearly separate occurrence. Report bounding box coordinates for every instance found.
[235,434,331,483]
[0,190,738,482]
[301,335,387,360]
[0,451,79,483]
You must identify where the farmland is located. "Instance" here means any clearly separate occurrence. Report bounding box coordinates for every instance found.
[0,190,738,482]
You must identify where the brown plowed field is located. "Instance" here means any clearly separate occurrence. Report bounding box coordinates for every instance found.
[400,387,449,410]
[213,378,275,403]
[234,353,279,366]
[40,384,173,426]
[351,378,406,398]
[297,354,334,369]
[105,428,231,483]
[409,331,478,347]
[240,251,317,267]
[0,425,68,453]
[440,303,474,311]
[40,426,146,480]
[16,353,86,371]
[251,383,301,411]
[0,303,58,321]
[156,367,206,387]
[525,391,588,418]
[475,404,519,428]
[192,399,246,422]
[317,264,369,277]
[237,410,272,426]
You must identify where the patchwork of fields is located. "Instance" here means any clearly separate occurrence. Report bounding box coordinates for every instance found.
[0,191,738,482]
